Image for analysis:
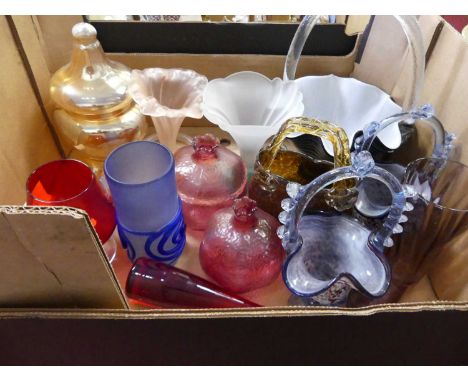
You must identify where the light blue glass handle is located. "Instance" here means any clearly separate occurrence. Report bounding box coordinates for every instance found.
[278,151,407,255]
[284,15,424,111]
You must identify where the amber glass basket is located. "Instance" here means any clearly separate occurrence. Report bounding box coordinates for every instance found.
[248,117,356,217]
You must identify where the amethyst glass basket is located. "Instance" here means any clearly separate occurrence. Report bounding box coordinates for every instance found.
[278,151,411,306]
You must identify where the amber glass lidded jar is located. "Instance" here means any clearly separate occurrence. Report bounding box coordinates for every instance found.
[50,22,146,175]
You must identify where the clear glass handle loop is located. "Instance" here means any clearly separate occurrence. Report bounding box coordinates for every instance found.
[284,15,425,111]
[278,151,406,254]
[262,117,355,205]
[283,15,321,82]
[354,104,453,160]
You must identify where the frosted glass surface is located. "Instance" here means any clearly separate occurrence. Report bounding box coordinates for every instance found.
[105,141,179,231]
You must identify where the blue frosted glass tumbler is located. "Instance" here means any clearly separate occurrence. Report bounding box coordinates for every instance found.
[104,141,186,264]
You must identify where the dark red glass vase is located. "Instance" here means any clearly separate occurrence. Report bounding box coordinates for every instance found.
[126,258,260,309]
[199,196,285,293]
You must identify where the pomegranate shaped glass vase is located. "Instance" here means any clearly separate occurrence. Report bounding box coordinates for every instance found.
[200,197,285,293]
[174,134,247,231]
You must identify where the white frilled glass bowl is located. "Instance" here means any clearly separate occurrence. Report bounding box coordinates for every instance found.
[295,74,402,156]
[202,71,304,171]
[284,15,425,157]
[129,68,208,151]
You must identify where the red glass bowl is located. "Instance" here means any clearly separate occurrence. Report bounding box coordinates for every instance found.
[26,159,116,243]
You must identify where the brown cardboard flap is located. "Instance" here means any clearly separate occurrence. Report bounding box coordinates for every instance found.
[0,16,60,204]
[352,16,411,96]
[0,206,128,309]
[11,16,54,116]
[419,18,468,165]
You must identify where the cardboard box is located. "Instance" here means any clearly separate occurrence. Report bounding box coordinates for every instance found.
[0,15,467,364]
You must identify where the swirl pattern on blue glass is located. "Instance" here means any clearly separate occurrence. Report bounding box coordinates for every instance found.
[117,199,186,264]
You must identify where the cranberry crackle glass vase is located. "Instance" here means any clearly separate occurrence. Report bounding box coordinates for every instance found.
[199,196,285,293]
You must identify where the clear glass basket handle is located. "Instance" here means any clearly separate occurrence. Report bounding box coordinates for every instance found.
[355,104,454,160]
[278,151,407,256]
[353,104,455,218]
[283,15,425,111]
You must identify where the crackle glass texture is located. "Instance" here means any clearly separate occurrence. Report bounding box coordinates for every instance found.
[199,197,285,293]
[175,134,247,231]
